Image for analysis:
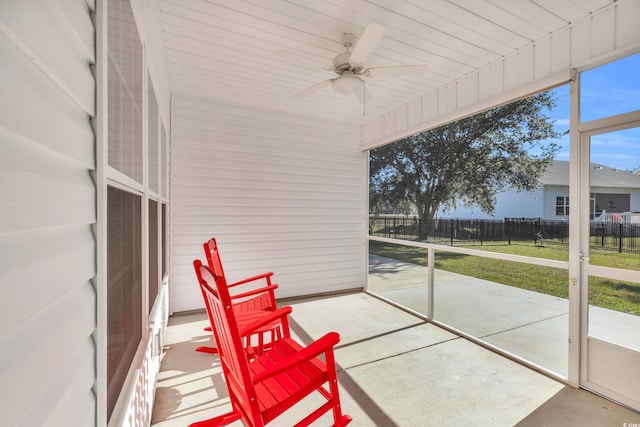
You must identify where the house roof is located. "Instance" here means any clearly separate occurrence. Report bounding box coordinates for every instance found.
[541,160,640,188]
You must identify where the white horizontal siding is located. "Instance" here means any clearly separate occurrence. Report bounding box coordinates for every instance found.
[171,95,365,312]
[0,34,94,168]
[361,0,640,149]
[448,189,546,220]
[1,0,95,115]
[0,0,96,425]
[0,137,95,233]
[543,186,570,220]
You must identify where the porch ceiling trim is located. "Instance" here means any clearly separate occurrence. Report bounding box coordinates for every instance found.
[360,70,570,151]
[360,0,640,150]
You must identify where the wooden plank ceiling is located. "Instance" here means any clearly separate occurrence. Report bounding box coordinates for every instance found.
[158,0,613,124]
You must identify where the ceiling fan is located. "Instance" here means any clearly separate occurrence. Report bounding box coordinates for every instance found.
[276,23,428,103]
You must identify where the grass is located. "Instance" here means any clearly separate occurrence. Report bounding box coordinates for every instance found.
[369,239,640,315]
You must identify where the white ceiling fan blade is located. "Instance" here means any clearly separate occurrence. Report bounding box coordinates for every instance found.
[349,22,385,64]
[293,79,333,98]
[354,86,373,104]
[365,65,428,78]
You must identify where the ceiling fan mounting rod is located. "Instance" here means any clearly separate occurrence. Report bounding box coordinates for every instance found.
[340,33,356,48]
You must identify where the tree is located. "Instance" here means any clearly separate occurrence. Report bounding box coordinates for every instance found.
[369,92,565,221]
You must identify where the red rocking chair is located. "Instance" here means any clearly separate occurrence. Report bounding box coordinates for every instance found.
[191,262,352,427]
[194,260,287,357]
[197,237,281,354]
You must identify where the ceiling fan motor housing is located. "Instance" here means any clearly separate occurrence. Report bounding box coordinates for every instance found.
[333,52,363,74]
[332,33,363,74]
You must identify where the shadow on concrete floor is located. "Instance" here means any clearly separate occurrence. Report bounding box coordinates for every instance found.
[516,386,640,426]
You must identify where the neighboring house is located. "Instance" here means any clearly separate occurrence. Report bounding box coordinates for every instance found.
[445,161,640,221]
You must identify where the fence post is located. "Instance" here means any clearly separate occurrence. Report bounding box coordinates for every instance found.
[619,223,623,253]
[450,219,454,246]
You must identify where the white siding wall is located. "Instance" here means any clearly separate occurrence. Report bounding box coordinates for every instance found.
[543,186,569,220]
[0,0,97,426]
[171,95,366,312]
[445,189,545,220]
[361,0,640,149]
[631,189,640,213]
[541,185,640,223]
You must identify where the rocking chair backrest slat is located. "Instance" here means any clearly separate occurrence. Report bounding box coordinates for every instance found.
[193,261,259,419]
[203,237,226,277]
[202,237,278,316]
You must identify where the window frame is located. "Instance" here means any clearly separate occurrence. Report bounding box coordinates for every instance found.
[556,196,569,216]
[96,0,170,424]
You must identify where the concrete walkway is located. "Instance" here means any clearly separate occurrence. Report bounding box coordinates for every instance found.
[368,254,640,377]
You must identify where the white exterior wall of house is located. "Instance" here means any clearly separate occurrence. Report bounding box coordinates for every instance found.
[170,95,366,312]
[442,188,545,220]
[543,185,640,221]
[543,186,570,220]
[1,0,172,425]
[631,189,640,213]
[0,0,97,425]
[442,181,640,222]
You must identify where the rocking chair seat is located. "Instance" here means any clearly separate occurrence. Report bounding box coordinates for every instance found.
[196,269,287,356]
[250,334,340,423]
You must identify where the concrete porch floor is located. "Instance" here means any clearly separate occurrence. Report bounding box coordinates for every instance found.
[150,292,639,426]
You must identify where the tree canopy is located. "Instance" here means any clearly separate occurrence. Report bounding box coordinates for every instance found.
[369,92,566,221]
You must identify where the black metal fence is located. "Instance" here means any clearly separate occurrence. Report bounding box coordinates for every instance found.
[369,215,640,255]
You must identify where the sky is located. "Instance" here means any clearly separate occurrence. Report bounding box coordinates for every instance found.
[546,52,640,172]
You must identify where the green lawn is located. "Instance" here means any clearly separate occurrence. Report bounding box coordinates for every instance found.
[369,239,640,315]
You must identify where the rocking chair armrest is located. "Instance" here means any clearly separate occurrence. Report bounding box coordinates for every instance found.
[229,284,279,300]
[228,272,275,288]
[252,332,340,384]
[239,306,293,336]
